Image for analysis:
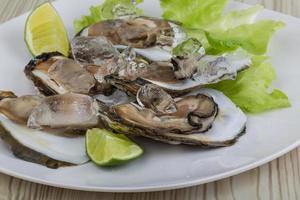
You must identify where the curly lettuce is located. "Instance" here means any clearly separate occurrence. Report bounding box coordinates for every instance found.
[205,5,263,32]
[209,56,291,113]
[74,0,143,34]
[205,20,285,55]
[160,0,228,29]
[160,0,284,55]
[74,6,103,34]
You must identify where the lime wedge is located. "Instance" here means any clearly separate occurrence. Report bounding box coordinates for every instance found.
[24,3,70,56]
[86,129,143,166]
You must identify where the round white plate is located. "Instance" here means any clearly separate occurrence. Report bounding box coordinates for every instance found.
[0,0,299,192]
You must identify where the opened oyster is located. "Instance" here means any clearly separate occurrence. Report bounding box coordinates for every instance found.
[0,93,89,168]
[79,16,187,62]
[98,85,247,146]
[0,115,89,168]
[0,92,100,133]
[24,52,97,95]
[106,48,251,95]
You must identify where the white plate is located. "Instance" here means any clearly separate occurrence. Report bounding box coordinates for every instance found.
[0,0,299,192]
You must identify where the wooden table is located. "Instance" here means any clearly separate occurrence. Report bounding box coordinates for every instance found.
[0,0,299,199]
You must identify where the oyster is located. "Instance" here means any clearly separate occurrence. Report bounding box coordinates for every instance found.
[0,114,89,168]
[28,93,100,132]
[98,88,246,146]
[146,49,251,91]
[24,52,97,95]
[0,94,42,124]
[106,49,251,95]
[79,16,187,62]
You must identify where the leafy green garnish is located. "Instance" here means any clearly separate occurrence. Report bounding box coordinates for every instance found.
[205,20,285,55]
[74,6,103,34]
[161,0,228,29]
[205,5,263,32]
[209,56,291,113]
[161,1,284,55]
[74,0,143,34]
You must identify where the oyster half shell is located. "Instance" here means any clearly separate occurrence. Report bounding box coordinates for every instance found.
[0,115,89,168]
[24,52,97,96]
[98,88,246,146]
[106,49,251,95]
[80,16,187,62]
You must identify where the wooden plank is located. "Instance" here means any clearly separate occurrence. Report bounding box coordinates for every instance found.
[0,0,299,199]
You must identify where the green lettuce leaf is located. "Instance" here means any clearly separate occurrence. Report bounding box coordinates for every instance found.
[74,5,103,34]
[205,5,263,32]
[205,20,285,55]
[161,1,283,55]
[209,56,291,113]
[74,0,143,34]
[160,0,228,29]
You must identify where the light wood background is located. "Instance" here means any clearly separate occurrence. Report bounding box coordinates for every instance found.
[0,0,300,199]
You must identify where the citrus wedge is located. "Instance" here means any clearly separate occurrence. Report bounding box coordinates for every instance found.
[86,129,143,166]
[24,3,69,56]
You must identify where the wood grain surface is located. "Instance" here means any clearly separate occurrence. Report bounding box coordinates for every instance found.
[0,0,299,199]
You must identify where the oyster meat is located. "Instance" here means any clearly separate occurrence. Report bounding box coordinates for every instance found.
[0,92,42,124]
[24,52,96,95]
[28,93,100,131]
[98,86,246,146]
[80,16,187,62]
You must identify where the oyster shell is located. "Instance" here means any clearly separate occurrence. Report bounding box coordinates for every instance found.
[80,16,187,62]
[146,49,252,91]
[0,115,88,168]
[106,49,251,95]
[28,93,100,132]
[0,94,42,124]
[24,52,97,96]
[98,88,246,146]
